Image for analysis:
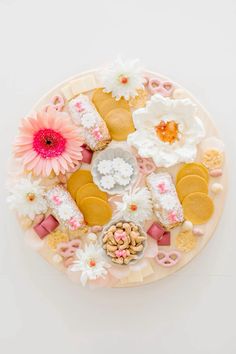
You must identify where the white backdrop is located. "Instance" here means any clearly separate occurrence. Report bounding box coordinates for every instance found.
[0,1,235,353]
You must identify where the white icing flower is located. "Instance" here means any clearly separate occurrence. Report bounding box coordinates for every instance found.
[101,58,145,100]
[119,162,133,178]
[97,159,113,175]
[115,187,153,223]
[112,157,126,171]
[7,174,47,220]
[100,175,115,190]
[114,173,130,186]
[58,203,74,221]
[80,113,96,129]
[70,243,110,286]
[128,94,205,168]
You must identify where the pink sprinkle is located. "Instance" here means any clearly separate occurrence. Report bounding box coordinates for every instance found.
[69,217,81,230]
[157,181,168,194]
[114,231,127,241]
[92,127,102,141]
[168,211,178,223]
[52,195,62,205]
[75,102,85,113]
[115,250,127,258]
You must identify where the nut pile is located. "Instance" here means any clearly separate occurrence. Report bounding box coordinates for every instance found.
[102,221,146,265]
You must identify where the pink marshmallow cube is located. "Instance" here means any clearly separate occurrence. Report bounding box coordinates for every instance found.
[157,231,171,246]
[81,145,93,164]
[33,214,59,239]
[147,222,165,241]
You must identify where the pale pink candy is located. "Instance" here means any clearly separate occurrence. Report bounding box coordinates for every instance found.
[137,156,156,175]
[68,217,81,230]
[156,250,181,268]
[43,95,65,112]
[114,230,127,241]
[115,250,127,258]
[147,78,174,97]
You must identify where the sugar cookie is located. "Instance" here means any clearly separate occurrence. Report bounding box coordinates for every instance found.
[175,230,197,252]
[182,192,214,224]
[176,163,209,183]
[105,108,135,141]
[67,170,93,199]
[176,175,208,202]
[79,197,112,226]
[75,183,108,207]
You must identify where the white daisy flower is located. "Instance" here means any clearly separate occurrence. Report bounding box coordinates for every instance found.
[115,187,153,223]
[100,175,115,190]
[58,203,74,221]
[80,113,96,129]
[114,173,130,186]
[112,157,126,171]
[70,243,110,286]
[119,162,133,178]
[101,58,145,100]
[7,174,48,220]
[97,159,113,175]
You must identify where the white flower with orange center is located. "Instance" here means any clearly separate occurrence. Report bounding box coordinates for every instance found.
[101,58,145,100]
[128,94,205,168]
[7,174,47,219]
[70,243,110,286]
[115,187,153,223]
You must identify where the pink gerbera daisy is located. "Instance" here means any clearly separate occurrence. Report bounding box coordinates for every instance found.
[14,108,84,177]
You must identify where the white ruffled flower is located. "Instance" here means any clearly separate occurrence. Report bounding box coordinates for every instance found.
[101,58,145,100]
[128,94,205,168]
[114,173,130,186]
[7,174,47,220]
[100,175,115,190]
[97,159,113,175]
[119,162,133,178]
[115,187,153,223]
[112,157,126,171]
[70,243,110,286]
[58,203,74,221]
[80,113,96,129]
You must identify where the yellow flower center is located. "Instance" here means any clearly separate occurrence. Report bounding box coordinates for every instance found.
[89,259,96,267]
[119,75,129,84]
[26,193,36,202]
[155,120,179,144]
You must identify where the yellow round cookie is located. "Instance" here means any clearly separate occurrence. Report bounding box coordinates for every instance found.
[176,175,208,202]
[67,170,93,199]
[105,108,135,141]
[75,183,108,207]
[176,163,209,183]
[175,230,197,252]
[79,197,112,226]
[182,192,214,224]
[97,98,130,118]
[92,88,112,106]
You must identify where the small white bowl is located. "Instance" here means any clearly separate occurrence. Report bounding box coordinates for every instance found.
[100,218,147,266]
[91,147,139,195]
